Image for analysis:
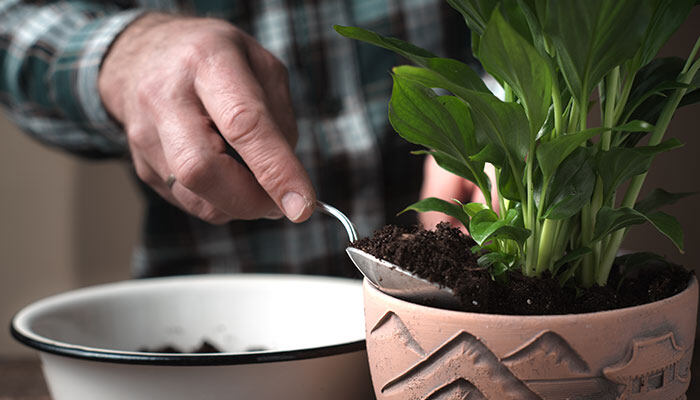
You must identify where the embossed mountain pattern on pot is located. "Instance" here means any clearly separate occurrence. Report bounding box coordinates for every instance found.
[501,331,619,399]
[380,330,541,399]
[603,332,692,400]
[370,311,426,357]
[372,313,625,400]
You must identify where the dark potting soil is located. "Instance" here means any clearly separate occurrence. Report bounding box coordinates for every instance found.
[352,222,692,315]
[139,340,222,354]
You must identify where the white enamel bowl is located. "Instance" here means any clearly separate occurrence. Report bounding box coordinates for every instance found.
[11,274,373,400]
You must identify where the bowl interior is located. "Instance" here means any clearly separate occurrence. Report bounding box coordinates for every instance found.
[13,274,364,357]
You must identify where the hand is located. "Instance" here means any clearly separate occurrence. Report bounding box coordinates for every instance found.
[98,13,315,224]
[418,156,497,230]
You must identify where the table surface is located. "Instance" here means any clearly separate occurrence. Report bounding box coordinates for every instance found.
[0,358,49,400]
[3,353,700,399]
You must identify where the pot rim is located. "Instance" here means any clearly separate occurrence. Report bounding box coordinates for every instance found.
[364,274,698,321]
[11,274,366,366]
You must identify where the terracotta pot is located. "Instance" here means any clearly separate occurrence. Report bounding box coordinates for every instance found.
[363,276,698,400]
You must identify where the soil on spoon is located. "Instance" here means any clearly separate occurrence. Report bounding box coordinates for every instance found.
[352,222,692,315]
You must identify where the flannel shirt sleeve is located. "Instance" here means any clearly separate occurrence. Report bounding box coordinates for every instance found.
[0,1,145,158]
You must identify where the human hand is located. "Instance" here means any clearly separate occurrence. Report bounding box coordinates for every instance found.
[418,156,497,231]
[98,13,315,224]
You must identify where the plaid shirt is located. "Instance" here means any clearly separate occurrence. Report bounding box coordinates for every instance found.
[0,0,474,278]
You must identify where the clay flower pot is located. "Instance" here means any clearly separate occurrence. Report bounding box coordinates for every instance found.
[363,276,698,400]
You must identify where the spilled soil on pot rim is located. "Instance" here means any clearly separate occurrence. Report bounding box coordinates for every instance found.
[352,223,692,315]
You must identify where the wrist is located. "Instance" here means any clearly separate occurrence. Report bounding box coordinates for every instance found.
[98,12,176,124]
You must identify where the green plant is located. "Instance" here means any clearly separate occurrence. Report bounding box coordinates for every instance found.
[336,0,700,288]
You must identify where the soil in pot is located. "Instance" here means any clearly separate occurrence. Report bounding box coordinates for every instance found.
[352,222,691,315]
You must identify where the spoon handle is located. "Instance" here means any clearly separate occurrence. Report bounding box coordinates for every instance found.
[315,201,358,243]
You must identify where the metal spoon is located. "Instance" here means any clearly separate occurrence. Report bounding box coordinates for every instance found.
[315,201,460,308]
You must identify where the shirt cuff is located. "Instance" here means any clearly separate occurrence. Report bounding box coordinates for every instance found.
[51,9,147,154]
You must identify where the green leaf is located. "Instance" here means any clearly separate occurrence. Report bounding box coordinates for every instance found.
[593,206,647,240]
[394,65,530,193]
[594,207,684,251]
[388,76,468,158]
[630,0,695,70]
[480,7,552,135]
[542,147,596,220]
[470,143,505,165]
[334,25,489,93]
[334,25,436,65]
[536,128,605,179]
[445,0,496,35]
[597,138,683,202]
[613,120,654,133]
[463,202,489,218]
[400,197,469,229]
[634,188,695,214]
[536,104,555,140]
[470,209,531,246]
[646,211,684,252]
[543,0,654,106]
[497,161,523,202]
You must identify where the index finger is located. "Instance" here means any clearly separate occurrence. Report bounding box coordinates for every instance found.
[194,46,316,222]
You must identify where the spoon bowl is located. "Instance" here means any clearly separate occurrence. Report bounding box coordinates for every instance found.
[316,201,461,309]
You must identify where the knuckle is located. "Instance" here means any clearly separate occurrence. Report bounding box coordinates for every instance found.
[217,101,265,142]
[172,152,214,191]
[179,41,209,70]
[266,54,288,83]
[133,163,159,187]
[197,205,231,225]
[126,126,150,149]
[135,76,164,110]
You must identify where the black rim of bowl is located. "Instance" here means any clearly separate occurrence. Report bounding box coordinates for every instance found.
[10,322,366,366]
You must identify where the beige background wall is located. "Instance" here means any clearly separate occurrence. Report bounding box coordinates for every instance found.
[0,9,698,359]
[0,117,141,357]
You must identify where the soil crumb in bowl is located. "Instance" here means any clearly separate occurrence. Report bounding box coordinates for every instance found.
[140,340,222,354]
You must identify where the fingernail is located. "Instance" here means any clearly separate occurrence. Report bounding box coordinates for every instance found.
[264,208,284,220]
[281,192,307,221]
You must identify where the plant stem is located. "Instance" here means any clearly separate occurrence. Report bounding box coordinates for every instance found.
[596,51,700,286]
[552,75,563,137]
[602,67,620,151]
[536,218,558,274]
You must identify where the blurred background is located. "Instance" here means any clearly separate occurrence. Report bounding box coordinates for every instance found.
[0,5,698,395]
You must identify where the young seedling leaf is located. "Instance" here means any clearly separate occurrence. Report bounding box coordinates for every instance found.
[470,209,530,246]
[463,202,489,218]
[480,7,552,135]
[400,197,469,229]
